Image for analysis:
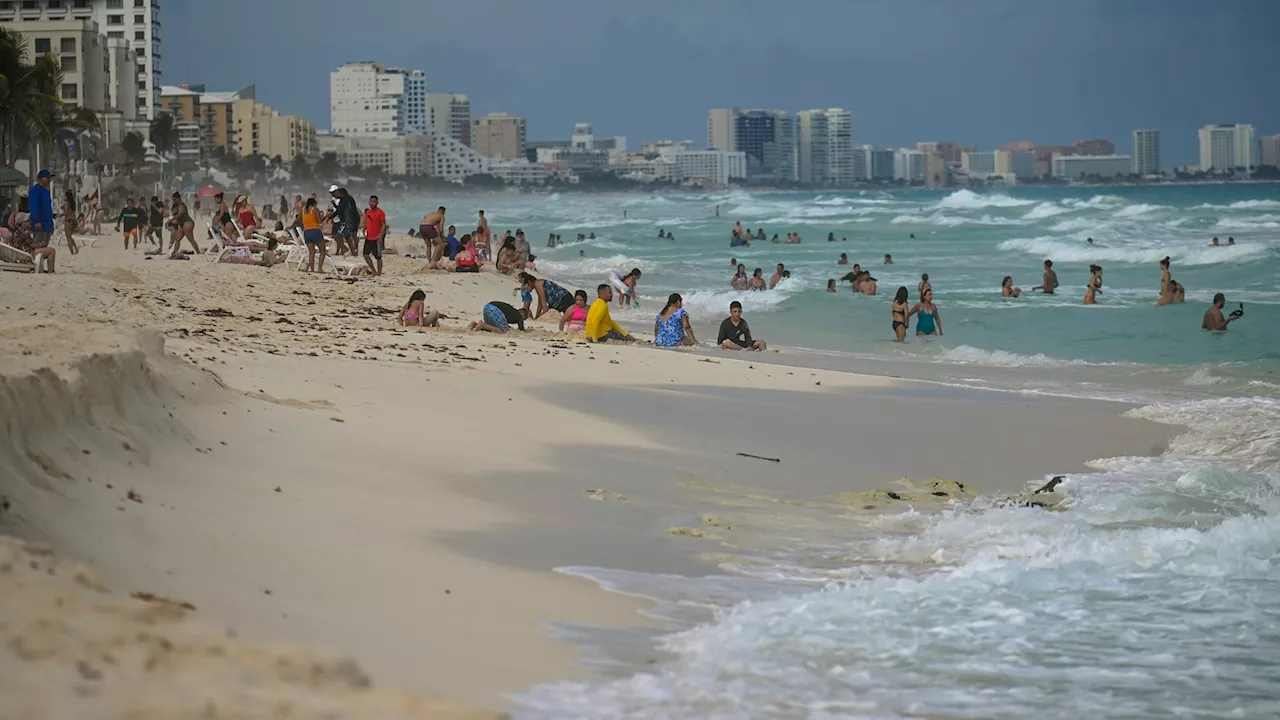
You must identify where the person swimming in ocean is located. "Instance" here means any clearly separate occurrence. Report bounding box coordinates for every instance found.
[838,253,849,265]
[1209,237,1220,247]
[827,279,838,293]
[884,254,893,264]
[1002,276,1021,298]
[748,268,767,291]
[731,263,749,290]
[1032,259,1059,294]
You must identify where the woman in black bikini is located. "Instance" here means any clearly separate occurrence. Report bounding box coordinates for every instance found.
[169,192,200,258]
[892,286,910,342]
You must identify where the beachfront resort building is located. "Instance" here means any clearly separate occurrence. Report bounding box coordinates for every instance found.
[994,149,1036,179]
[1132,130,1160,175]
[1051,154,1133,179]
[1198,124,1256,172]
[1261,135,1280,169]
[424,92,470,146]
[317,133,433,177]
[1,0,162,119]
[330,62,427,138]
[961,151,997,175]
[797,108,854,186]
[471,113,526,160]
[707,108,798,182]
[160,84,315,162]
[12,18,106,112]
[673,149,747,186]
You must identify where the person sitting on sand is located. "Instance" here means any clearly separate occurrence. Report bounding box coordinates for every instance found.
[908,288,943,336]
[1032,259,1058,294]
[454,234,480,273]
[1002,276,1022,298]
[838,253,849,265]
[769,263,786,289]
[399,290,441,327]
[495,238,520,275]
[470,301,527,333]
[827,279,837,293]
[731,264,749,290]
[609,267,642,307]
[892,287,910,342]
[586,284,635,343]
[748,268,767,291]
[718,301,767,351]
[1202,292,1243,331]
[8,215,56,272]
[520,272,576,318]
[559,290,590,332]
[653,293,697,347]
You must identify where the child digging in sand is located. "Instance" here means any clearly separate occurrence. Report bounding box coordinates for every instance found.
[398,290,441,327]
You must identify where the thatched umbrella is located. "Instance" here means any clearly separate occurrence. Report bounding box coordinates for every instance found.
[0,166,27,187]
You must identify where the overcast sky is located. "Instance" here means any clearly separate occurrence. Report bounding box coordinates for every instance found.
[167,0,1278,165]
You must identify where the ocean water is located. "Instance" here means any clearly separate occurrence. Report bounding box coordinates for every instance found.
[395,186,1280,718]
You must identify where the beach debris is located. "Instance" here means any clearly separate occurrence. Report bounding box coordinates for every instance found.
[702,515,732,529]
[698,358,720,363]
[1,496,9,512]
[199,308,235,318]
[585,488,628,502]
[736,452,781,463]
[274,486,282,493]
[1035,475,1066,494]
[126,489,143,504]
[329,417,345,423]
[131,591,196,611]
[669,526,708,538]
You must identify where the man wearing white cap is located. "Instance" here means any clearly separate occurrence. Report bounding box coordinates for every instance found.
[326,184,359,257]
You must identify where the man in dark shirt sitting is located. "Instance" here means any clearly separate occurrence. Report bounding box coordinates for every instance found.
[717,301,768,351]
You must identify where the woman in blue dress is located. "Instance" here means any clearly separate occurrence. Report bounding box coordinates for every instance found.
[653,293,697,347]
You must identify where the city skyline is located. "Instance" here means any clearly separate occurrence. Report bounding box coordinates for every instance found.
[164,0,1279,166]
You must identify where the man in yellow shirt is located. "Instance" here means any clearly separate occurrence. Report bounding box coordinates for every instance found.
[585,284,635,343]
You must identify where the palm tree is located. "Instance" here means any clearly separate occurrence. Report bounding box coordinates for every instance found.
[0,28,64,167]
[121,131,147,168]
[149,111,178,158]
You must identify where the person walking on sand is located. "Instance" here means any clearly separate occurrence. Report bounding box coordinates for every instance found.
[892,287,911,341]
[1202,293,1244,331]
[300,197,328,273]
[327,185,359,258]
[718,301,768,351]
[61,189,80,255]
[168,192,201,258]
[419,206,446,268]
[653,293,697,347]
[145,196,166,249]
[1032,259,1059,294]
[115,197,142,249]
[908,288,943,336]
[360,194,387,276]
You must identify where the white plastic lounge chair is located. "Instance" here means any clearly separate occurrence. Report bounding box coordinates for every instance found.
[204,222,236,263]
[282,228,309,271]
[0,241,42,272]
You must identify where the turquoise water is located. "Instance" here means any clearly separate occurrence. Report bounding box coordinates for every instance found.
[396,186,1280,718]
[399,185,1279,394]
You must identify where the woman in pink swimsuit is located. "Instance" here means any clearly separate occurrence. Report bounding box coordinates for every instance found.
[559,290,590,332]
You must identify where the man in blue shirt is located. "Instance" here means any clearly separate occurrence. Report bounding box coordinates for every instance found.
[444,224,460,260]
[28,169,56,247]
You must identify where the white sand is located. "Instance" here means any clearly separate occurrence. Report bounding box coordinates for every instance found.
[0,237,1175,714]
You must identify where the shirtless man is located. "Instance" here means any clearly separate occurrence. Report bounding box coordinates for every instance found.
[1202,293,1243,331]
[476,209,491,259]
[1032,259,1059,294]
[769,263,786,289]
[419,206,446,268]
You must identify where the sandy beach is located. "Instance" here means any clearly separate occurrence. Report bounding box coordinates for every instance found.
[0,235,1178,715]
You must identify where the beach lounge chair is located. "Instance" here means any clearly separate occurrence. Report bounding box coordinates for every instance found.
[0,241,39,273]
[282,228,309,271]
[204,222,236,263]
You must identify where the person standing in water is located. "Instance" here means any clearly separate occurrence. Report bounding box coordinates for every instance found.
[891,287,910,342]
[1202,293,1243,331]
[1159,256,1172,297]
[1084,265,1103,304]
[1032,259,1059,294]
[908,288,943,336]
[918,273,931,297]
